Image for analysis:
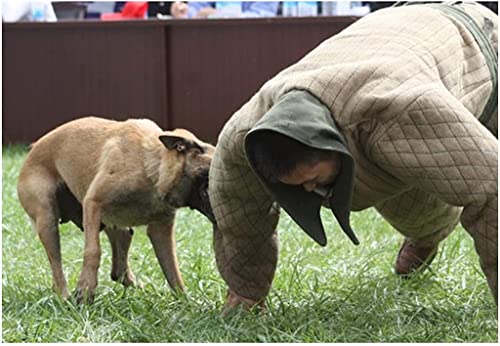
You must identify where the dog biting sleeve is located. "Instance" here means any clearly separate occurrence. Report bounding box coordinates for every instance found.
[210,111,280,301]
[371,89,498,302]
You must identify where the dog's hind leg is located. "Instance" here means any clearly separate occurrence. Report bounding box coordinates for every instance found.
[18,175,69,299]
[36,213,70,298]
[104,227,140,287]
[147,221,185,293]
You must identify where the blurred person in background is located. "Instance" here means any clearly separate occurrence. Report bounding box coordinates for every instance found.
[148,1,181,18]
[171,1,279,19]
[3,0,56,22]
[100,1,148,20]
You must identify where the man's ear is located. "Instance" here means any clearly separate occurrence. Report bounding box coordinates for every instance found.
[159,135,203,153]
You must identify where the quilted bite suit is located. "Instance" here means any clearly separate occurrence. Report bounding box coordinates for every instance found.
[209,2,498,303]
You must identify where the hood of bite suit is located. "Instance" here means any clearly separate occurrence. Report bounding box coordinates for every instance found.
[244,90,359,246]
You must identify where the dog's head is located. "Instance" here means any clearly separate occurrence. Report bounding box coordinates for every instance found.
[159,129,215,224]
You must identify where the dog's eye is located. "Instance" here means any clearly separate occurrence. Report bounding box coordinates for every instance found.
[176,143,186,152]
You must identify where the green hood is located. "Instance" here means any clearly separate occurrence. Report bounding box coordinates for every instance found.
[244,90,359,246]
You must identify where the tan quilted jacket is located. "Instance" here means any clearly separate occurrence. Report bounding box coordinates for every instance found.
[209,2,498,302]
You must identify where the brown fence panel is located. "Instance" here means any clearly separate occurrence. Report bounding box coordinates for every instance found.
[3,17,357,144]
[3,21,167,144]
[166,17,355,144]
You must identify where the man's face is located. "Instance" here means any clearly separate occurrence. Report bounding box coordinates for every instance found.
[277,156,340,193]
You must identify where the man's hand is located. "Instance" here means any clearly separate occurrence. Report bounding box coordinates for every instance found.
[222,289,266,315]
[170,1,188,18]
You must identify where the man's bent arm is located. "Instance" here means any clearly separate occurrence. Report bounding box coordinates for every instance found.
[210,126,280,302]
[371,90,498,302]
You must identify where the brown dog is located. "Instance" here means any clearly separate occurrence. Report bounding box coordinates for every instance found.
[17,116,215,303]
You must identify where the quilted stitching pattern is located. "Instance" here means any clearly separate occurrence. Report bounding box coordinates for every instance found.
[372,91,497,299]
[209,3,498,302]
[375,187,461,247]
[210,117,280,300]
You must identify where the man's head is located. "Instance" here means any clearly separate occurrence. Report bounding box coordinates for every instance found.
[249,132,341,193]
[243,90,358,245]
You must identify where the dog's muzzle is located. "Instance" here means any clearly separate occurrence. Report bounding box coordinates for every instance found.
[187,172,216,224]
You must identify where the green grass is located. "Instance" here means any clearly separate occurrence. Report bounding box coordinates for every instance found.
[2,144,497,342]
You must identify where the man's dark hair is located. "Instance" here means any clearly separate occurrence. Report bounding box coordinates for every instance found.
[248,131,333,183]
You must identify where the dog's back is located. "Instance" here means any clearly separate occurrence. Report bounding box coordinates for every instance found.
[18,116,162,206]
[21,117,112,179]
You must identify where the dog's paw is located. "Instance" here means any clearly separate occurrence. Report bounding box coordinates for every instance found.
[74,275,97,304]
[111,270,142,289]
[52,284,70,300]
[72,287,94,304]
[62,290,71,300]
[73,286,96,304]
[122,274,144,289]
[133,280,144,289]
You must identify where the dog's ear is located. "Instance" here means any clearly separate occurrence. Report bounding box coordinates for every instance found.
[159,135,204,153]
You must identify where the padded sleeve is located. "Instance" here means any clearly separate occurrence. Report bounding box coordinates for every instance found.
[371,89,498,302]
[209,120,280,301]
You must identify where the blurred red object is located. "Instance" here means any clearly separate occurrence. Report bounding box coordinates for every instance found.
[101,2,148,20]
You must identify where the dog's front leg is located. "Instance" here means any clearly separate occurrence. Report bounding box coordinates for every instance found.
[76,197,102,304]
[147,222,185,293]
